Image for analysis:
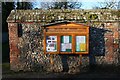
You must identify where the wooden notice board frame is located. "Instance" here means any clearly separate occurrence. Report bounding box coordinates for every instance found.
[43,22,89,55]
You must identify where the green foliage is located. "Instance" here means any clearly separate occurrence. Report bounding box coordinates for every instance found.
[111,10,120,18]
[2,63,10,71]
[88,14,98,20]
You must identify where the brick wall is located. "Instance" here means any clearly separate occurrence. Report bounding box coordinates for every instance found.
[8,23,21,71]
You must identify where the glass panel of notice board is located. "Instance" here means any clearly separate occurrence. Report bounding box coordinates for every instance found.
[60,36,72,52]
[76,36,86,52]
[46,36,57,52]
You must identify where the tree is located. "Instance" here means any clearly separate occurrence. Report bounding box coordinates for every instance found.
[40,0,82,9]
[2,2,15,32]
[17,2,33,9]
[118,1,120,9]
[2,2,34,62]
[2,2,33,32]
[93,0,118,9]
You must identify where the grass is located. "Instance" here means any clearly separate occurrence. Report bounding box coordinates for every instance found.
[2,42,9,62]
[2,62,53,78]
[2,42,10,62]
[2,63,15,75]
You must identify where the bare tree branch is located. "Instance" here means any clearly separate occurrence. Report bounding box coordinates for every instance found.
[40,0,82,9]
[93,0,118,9]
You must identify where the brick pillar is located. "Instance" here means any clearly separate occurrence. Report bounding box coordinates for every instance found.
[113,23,119,64]
[117,22,120,65]
[104,23,119,64]
[104,32,114,64]
[8,23,20,71]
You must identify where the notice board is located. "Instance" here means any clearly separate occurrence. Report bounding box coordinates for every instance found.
[43,22,89,54]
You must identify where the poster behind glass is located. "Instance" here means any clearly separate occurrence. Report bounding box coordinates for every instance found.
[76,36,86,52]
[60,36,72,52]
[46,36,57,52]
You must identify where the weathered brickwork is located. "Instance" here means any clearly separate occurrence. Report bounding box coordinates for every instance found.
[8,23,21,71]
[94,23,119,65]
[7,9,120,72]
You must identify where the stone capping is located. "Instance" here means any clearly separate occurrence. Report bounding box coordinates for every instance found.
[7,9,120,23]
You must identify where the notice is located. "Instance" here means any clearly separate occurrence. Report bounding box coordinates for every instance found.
[64,36,69,43]
[80,43,86,51]
[46,36,57,52]
[76,43,80,51]
[80,36,86,43]
[61,36,72,52]
[76,36,86,43]
[61,43,66,51]
[76,36,86,52]
[61,43,72,52]
[66,43,72,49]
[51,36,57,40]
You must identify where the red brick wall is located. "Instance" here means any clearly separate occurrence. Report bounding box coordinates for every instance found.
[104,23,119,64]
[8,23,21,71]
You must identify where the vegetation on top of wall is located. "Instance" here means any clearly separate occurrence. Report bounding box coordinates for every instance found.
[88,14,98,20]
[7,9,119,23]
[111,10,120,18]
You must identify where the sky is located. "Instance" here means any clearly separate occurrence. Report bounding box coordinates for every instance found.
[32,0,120,9]
[80,2,98,9]
[3,0,120,9]
[33,2,99,9]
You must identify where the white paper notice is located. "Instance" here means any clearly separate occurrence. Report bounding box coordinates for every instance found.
[76,43,80,51]
[46,36,57,52]
[51,36,57,40]
[80,36,86,43]
[64,36,69,43]
[61,43,66,51]
[65,43,72,49]
[46,46,56,52]
[51,47,55,50]
[46,47,51,52]
[76,36,86,43]
[76,36,80,43]
[69,43,72,49]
